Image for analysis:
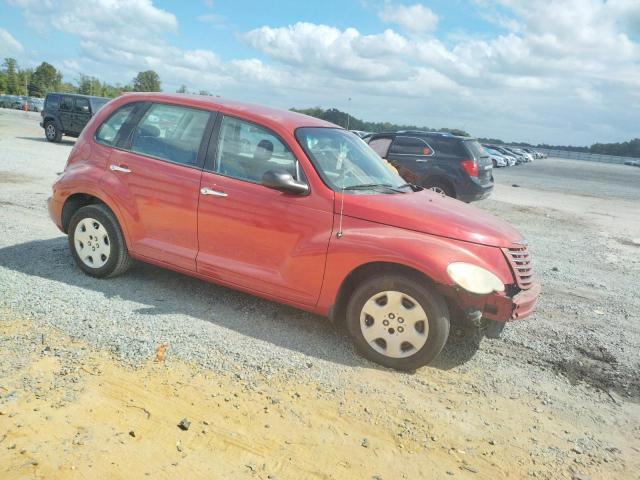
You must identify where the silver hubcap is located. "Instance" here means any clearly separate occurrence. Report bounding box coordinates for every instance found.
[429,186,446,195]
[360,291,429,359]
[74,218,111,268]
[46,124,55,138]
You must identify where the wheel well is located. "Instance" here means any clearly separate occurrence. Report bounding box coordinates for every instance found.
[422,175,455,196]
[331,262,434,324]
[61,194,105,233]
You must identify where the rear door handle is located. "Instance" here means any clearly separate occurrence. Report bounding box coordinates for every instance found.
[200,187,228,197]
[110,164,131,173]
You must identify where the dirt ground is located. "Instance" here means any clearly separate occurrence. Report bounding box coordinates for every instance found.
[1,313,638,480]
[1,108,639,479]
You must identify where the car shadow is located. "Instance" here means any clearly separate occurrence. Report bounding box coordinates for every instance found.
[15,136,76,146]
[0,237,480,372]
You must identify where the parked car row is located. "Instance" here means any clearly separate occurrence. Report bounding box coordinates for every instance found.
[48,93,540,370]
[0,94,45,112]
[482,144,545,167]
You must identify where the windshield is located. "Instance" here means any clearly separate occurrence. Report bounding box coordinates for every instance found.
[295,127,407,192]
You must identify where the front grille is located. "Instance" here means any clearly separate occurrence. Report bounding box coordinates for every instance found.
[502,245,534,290]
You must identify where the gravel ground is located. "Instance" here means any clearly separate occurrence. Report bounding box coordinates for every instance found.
[1,108,639,478]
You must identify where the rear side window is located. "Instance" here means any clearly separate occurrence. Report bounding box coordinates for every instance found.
[90,98,109,112]
[74,97,90,113]
[45,94,60,110]
[59,96,73,111]
[130,103,210,166]
[368,138,392,158]
[95,104,137,146]
[427,137,467,157]
[389,136,433,156]
[215,116,298,183]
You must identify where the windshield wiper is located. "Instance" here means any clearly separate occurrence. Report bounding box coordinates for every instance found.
[343,183,406,193]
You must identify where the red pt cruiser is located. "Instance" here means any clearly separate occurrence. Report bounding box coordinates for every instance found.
[48,93,540,370]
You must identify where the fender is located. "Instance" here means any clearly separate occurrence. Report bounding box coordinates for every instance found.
[54,171,132,248]
[314,214,513,315]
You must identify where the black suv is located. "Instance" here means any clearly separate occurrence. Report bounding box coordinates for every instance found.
[366,131,493,202]
[40,93,110,143]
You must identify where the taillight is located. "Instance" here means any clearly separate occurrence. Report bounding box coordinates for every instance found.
[461,159,478,177]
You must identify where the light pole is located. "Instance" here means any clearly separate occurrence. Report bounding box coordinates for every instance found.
[346,97,351,130]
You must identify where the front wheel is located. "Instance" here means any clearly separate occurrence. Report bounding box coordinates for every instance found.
[346,274,450,370]
[68,204,132,278]
[44,121,62,143]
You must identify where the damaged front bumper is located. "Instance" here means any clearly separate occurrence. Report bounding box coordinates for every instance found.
[447,278,541,323]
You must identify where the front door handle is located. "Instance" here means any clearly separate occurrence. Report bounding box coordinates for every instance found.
[200,187,228,197]
[110,164,131,173]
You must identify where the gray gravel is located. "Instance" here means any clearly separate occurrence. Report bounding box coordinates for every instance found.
[1,107,639,401]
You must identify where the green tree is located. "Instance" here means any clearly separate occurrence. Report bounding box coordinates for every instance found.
[133,70,161,92]
[28,62,62,97]
[4,58,19,94]
[77,74,102,96]
[176,84,188,93]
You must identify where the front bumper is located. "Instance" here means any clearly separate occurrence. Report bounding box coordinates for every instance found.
[450,278,541,323]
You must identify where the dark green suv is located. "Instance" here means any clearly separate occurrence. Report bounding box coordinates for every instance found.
[40,93,110,142]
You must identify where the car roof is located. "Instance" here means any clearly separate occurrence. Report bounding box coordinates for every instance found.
[47,92,108,100]
[371,130,474,141]
[117,92,339,131]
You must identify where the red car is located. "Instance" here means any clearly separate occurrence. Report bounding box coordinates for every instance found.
[48,93,540,370]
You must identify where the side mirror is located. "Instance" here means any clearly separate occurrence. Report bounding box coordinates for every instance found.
[262,169,309,195]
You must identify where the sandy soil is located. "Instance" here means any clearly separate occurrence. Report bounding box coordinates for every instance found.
[1,311,638,480]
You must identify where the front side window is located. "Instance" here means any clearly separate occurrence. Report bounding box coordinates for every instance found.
[95,103,137,146]
[296,128,407,192]
[59,96,73,111]
[130,103,210,166]
[215,116,298,183]
[45,94,59,110]
[74,97,90,113]
[389,136,433,156]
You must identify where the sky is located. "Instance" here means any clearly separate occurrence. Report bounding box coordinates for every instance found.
[1,0,639,146]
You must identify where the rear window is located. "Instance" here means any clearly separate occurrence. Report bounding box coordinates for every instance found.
[59,96,73,111]
[464,140,489,160]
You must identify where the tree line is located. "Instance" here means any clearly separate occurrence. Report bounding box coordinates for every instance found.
[290,107,470,137]
[2,57,638,158]
[0,57,161,98]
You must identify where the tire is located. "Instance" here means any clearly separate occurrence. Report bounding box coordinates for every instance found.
[424,180,455,198]
[44,120,62,143]
[346,274,450,370]
[68,204,132,278]
[492,159,498,168]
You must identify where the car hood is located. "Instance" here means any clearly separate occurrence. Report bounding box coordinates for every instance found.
[338,189,523,248]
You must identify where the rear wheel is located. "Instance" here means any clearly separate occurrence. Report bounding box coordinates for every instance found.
[44,121,62,143]
[346,274,450,370]
[68,204,131,278]
[424,180,455,198]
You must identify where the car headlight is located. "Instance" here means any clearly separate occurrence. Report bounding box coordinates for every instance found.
[446,262,504,295]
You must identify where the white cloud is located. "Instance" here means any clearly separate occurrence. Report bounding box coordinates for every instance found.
[0,28,24,56]
[379,3,439,34]
[5,0,640,145]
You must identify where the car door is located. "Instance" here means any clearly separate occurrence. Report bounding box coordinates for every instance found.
[196,115,333,306]
[385,136,434,184]
[102,101,215,271]
[73,97,92,134]
[58,95,75,133]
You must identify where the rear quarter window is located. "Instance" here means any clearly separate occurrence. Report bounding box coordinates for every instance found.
[464,140,489,160]
[427,137,467,157]
[95,103,138,147]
